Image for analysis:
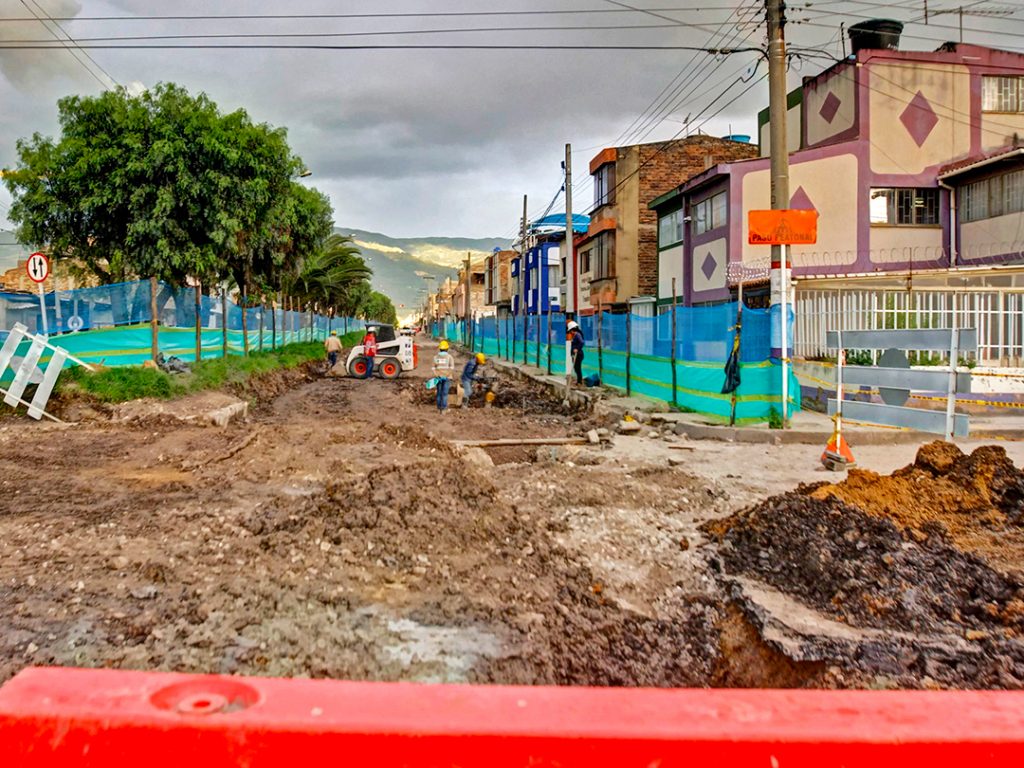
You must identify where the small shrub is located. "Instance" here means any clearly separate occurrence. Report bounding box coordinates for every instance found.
[767,406,784,429]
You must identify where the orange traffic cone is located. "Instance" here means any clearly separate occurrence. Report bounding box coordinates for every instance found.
[821,424,856,471]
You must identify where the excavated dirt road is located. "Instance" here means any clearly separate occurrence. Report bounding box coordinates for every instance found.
[2,346,1024,689]
[0,356,748,687]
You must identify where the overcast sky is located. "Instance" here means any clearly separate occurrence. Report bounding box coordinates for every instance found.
[0,0,1020,239]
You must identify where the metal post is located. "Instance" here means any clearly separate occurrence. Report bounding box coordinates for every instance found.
[546,304,552,375]
[521,194,528,366]
[781,243,789,425]
[946,291,959,441]
[259,301,265,352]
[671,278,678,407]
[625,308,632,396]
[766,0,791,427]
[149,276,158,360]
[221,285,229,358]
[565,143,576,314]
[195,282,203,361]
[464,252,472,350]
[597,302,604,383]
[836,330,845,453]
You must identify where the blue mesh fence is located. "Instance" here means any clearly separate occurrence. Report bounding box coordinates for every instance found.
[0,279,364,355]
[432,305,799,424]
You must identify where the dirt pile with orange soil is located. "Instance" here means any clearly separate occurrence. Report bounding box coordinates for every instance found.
[704,442,1024,688]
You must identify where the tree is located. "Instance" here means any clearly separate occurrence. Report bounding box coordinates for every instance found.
[360,291,399,326]
[2,83,335,360]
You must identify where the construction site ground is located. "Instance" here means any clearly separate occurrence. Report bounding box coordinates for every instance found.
[2,337,1024,689]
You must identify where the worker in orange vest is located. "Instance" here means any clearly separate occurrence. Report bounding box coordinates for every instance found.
[361,325,378,377]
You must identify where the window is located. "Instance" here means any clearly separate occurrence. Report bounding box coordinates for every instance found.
[869,188,940,225]
[593,163,616,209]
[658,208,684,247]
[592,233,615,279]
[580,246,591,274]
[961,169,1024,222]
[983,76,1024,112]
[693,191,727,235]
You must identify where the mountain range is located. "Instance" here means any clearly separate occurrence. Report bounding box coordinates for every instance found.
[339,227,511,314]
[0,229,512,314]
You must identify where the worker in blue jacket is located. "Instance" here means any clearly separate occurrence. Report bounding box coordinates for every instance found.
[568,320,585,385]
[461,352,486,408]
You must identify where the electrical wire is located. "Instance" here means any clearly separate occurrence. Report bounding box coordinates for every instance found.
[617,10,760,145]
[0,7,779,22]
[17,0,118,89]
[0,22,766,43]
[0,43,770,52]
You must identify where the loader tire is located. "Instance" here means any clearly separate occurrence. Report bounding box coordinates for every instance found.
[348,355,372,379]
[379,358,401,379]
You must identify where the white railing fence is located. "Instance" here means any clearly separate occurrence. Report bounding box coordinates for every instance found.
[794,287,1024,366]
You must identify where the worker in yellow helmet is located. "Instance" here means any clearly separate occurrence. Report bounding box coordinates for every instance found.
[431,339,455,414]
[460,351,487,409]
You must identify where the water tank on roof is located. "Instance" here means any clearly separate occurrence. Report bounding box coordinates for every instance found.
[848,19,903,54]
[723,134,751,143]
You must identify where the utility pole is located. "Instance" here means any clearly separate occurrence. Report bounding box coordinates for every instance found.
[464,252,472,350]
[564,143,574,387]
[520,194,528,365]
[766,0,791,427]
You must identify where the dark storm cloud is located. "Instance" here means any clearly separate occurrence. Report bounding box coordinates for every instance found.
[3,1,1013,236]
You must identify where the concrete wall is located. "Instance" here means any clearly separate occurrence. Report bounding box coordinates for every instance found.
[867,61,971,176]
[961,213,1024,262]
[805,63,857,148]
[657,243,684,302]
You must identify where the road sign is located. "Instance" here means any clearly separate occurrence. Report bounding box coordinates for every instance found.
[747,209,818,245]
[26,252,49,283]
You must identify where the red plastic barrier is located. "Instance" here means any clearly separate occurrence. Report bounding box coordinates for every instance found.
[1,666,1023,766]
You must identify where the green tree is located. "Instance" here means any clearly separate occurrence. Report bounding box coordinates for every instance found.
[360,291,399,326]
[3,83,334,360]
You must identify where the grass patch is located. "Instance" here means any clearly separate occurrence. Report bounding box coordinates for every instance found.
[58,333,362,404]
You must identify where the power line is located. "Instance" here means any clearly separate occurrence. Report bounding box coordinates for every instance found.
[614,0,764,146]
[0,21,769,43]
[17,0,118,89]
[0,7,779,22]
[0,43,768,52]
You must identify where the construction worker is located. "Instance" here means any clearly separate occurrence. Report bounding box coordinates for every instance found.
[567,320,585,385]
[361,325,378,377]
[324,330,343,372]
[460,352,486,409]
[432,340,455,414]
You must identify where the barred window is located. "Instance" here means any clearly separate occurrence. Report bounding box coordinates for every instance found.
[870,188,940,226]
[983,76,1024,112]
[960,170,1024,222]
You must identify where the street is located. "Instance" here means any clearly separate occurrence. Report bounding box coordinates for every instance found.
[2,342,1022,689]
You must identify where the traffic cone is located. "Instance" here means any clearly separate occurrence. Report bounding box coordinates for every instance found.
[821,424,856,471]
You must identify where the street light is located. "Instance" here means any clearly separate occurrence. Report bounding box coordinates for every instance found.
[298,168,312,178]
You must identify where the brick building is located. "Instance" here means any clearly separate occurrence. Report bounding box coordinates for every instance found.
[484,249,515,316]
[576,135,758,314]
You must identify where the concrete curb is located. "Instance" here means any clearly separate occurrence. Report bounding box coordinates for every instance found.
[478,348,1024,444]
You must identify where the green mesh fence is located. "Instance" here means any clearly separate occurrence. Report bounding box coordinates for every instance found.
[432,306,799,424]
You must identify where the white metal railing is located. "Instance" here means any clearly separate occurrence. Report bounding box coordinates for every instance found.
[794,287,1024,365]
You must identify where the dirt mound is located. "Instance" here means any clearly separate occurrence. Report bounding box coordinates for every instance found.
[703,442,1024,686]
[809,442,1024,569]
[708,491,1024,635]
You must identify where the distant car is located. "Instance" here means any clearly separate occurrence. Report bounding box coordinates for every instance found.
[399,327,415,336]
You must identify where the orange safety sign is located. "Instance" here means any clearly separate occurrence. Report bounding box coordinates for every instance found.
[748,209,818,245]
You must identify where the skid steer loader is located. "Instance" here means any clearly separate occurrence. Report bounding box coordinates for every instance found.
[346,323,418,379]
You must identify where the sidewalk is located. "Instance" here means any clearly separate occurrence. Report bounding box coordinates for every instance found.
[481,348,1024,445]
